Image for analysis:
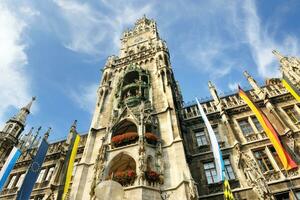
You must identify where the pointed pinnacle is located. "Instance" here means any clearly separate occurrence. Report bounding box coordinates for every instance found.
[34,126,42,137]
[243,71,251,78]
[24,96,36,113]
[44,127,51,140]
[272,50,284,61]
[70,120,77,133]
[208,81,214,88]
[26,127,34,136]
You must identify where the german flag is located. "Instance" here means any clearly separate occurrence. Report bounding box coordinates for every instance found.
[282,73,300,102]
[224,179,234,200]
[57,130,81,200]
[238,86,297,170]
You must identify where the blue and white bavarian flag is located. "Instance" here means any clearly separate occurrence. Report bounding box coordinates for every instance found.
[0,147,22,191]
[16,138,49,200]
[196,97,225,182]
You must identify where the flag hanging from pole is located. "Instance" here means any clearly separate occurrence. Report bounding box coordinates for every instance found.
[282,73,300,102]
[56,132,80,200]
[238,86,297,170]
[0,147,22,191]
[196,98,224,182]
[16,138,49,200]
[224,179,234,200]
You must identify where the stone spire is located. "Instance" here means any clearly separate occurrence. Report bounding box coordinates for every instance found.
[44,127,52,140]
[12,97,36,125]
[66,120,77,145]
[243,71,262,94]
[272,50,284,61]
[208,81,220,105]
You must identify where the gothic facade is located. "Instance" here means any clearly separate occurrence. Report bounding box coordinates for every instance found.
[1,17,300,200]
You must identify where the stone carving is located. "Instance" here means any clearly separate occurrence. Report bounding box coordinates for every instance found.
[138,137,146,183]
[188,179,198,200]
[240,152,274,200]
[90,136,108,197]
[156,141,164,184]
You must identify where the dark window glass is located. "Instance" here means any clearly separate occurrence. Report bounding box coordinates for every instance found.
[252,116,263,132]
[224,158,235,180]
[238,119,253,136]
[204,161,218,184]
[195,130,208,146]
[253,149,274,172]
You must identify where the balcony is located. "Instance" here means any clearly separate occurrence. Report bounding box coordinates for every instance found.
[111,132,139,148]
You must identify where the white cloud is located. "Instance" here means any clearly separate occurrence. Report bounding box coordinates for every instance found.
[176,0,300,80]
[241,0,300,78]
[52,0,154,112]
[53,0,153,56]
[0,2,34,124]
[70,83,98,113]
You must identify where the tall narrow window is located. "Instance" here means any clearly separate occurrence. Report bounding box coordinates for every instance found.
[253,149,274,173]
[285,106,300,123]
[213,126,221,142]
[36,168,46,183]
[72,161,78,176]
[224,158,235,180]
[238,119,254,136]
[204,161,218,184]
[7,175,17,189]
[295,191,300,200]
[195,130,208,146]
[15,173,25,188]
[45,166,55,181]
[251,116,263,132]
[269,146,283,169]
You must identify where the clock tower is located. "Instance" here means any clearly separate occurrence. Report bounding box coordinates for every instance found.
[71,16,197,200]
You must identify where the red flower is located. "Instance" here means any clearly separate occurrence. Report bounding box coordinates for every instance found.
[112,169,136,186]
[111,132,139,147]
[145,132,159,145]
[145,170,160,182]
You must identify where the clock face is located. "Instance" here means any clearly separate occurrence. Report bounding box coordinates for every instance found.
[134,37,143,43]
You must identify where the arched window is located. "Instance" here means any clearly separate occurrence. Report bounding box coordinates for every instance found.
[6,124,13,133]
[111,120,138,148]
[107,153,136,186]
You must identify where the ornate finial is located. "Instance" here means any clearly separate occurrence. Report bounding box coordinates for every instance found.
[35,126,42,136]
[23,96,36,113]
[26,127,34,136]
[70,120,77,133]
[44,127,51,140]
[243,71,251,78]
[272,50,284,61]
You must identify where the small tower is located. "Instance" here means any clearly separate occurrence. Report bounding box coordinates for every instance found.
[273,50,300,86]
[0,97,36,161]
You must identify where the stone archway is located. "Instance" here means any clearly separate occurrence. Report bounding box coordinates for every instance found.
[106,153,137,186]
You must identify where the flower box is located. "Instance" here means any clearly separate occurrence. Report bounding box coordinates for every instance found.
[112,169,136,186]
[111,132,139,147]
[145,132,159,145]
[145,170,160,183]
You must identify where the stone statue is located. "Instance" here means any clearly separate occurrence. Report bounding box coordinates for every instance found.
[240,152,274,200]
[188,179,198,200]
[156,142,164,175]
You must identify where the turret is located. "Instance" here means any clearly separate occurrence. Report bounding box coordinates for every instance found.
[0,97,36,161]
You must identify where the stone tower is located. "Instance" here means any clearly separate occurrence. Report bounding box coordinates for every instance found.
[0,97,35,162]
[71,16,197,200]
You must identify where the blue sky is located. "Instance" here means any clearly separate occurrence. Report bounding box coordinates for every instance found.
[1,0,300,141]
